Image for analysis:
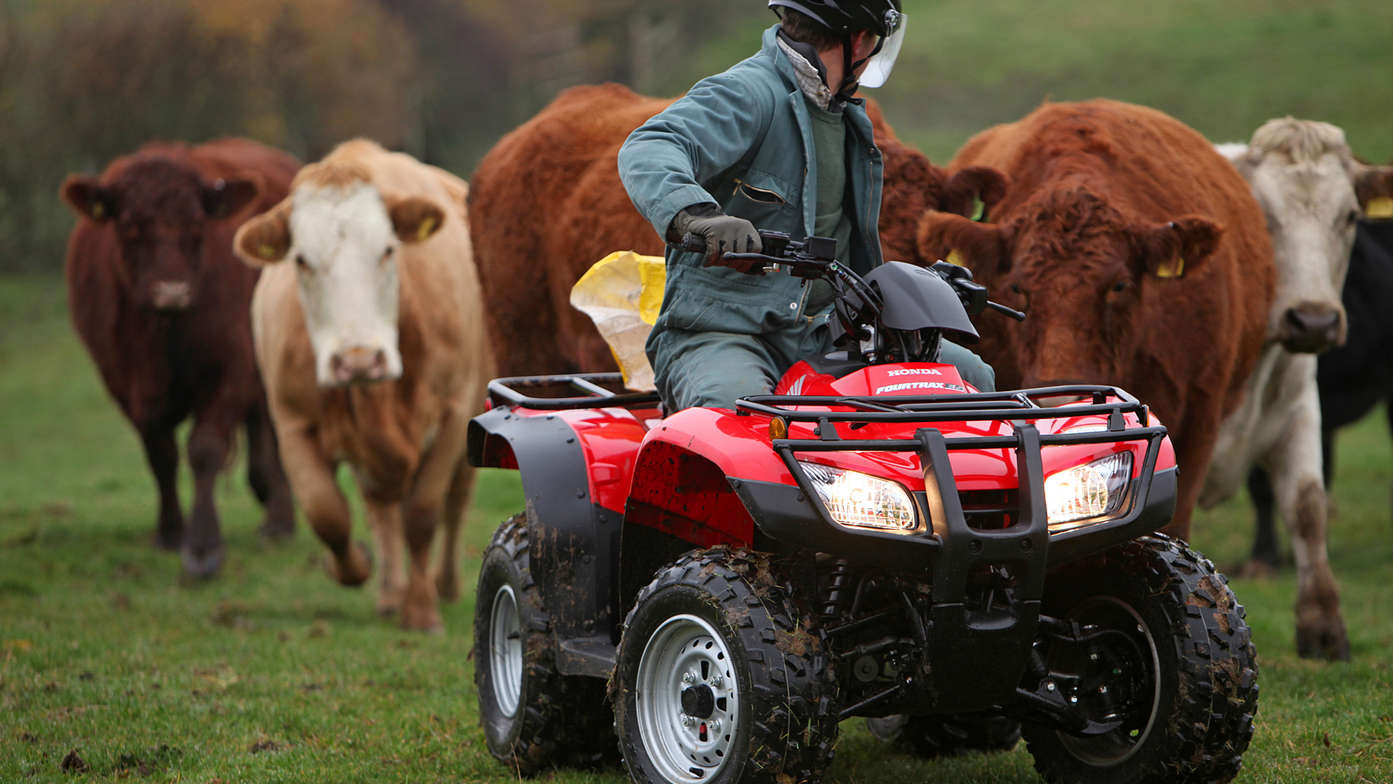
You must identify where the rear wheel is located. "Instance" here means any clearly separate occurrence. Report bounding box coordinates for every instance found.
[474,514,614,774]
[615,548,838,784]
[865,713,1020,758]
[1022,535,1258,784]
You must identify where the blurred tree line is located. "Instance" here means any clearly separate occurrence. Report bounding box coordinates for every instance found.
[0,0,761,273]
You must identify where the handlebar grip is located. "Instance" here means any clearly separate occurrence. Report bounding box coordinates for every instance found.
[679,233,706,254]
[987,301,1027,321]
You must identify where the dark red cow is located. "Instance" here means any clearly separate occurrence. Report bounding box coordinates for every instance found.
[915,100,1275,539]
[61,138,301,578]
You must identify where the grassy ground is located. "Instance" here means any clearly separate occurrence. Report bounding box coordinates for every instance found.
[2,271,1392,784]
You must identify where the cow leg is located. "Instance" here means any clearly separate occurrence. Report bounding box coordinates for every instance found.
[435,460,476,603]
[278,426,372,587]
[364,499,406,615]
[1243,466,1282,576]
[1385,400,1393,532]
[1318,425,1341,525]
[183,412,239,579]
[400,411,470,631]
[140,425,184,551]
[1272,391,1350,661]
[1160,412,1223,542]
[246,404,295,541]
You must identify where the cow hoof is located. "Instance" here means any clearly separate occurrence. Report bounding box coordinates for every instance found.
[181,545,224,580]
[376,590,404,616]
[324,542,372,587]
[257,520,295,544]
[1233,559,1281,579]
[401,605,443,632]
[1296,618,1351,661]
[154,527,183,552]
[435,571,460,603]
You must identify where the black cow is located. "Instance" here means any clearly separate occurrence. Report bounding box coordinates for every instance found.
[1248,218,1393,568]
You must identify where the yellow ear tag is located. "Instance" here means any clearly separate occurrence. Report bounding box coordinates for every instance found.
[970,196,986,222]
[91,203,105,220]
[1367,197,1393,219]
[416,215,438,241]
[258,244,278,260]
[946,249,967,267]
[1156,256,1185,279]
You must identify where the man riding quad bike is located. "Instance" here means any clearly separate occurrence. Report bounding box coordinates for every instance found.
[469,233,1259,784]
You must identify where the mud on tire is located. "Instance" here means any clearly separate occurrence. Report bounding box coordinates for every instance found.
[473,514,615,775]
[1022,534,1258,784]
[614,547,839,784]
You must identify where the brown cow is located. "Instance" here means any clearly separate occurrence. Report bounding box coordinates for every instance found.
[915,99,1275,541]
[469,82,1003,377]
[236,140,492,630]
[61,138,300,578]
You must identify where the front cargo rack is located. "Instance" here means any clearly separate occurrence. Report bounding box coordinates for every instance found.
[733,383,1172,569]
[487,373,661,411]
[737,384,1150,433]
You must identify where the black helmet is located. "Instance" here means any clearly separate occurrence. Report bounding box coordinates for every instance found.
[768,0,904,37]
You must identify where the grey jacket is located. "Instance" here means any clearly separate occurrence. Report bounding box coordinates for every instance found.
[619,25,885,342]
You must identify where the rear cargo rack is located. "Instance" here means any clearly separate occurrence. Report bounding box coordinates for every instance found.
[487,373,661,410]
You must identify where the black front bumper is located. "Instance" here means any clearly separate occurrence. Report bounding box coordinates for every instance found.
[728,386,1177,710]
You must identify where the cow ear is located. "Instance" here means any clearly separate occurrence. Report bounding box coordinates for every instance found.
[61,175,117,222]
[917,210,1012,274]
[386,196,446,244]
[1133,215,1223,280]
[234,202,292,267]
[1354,164,1393,218]
[939,167,1009,222]
[203,177,261,219]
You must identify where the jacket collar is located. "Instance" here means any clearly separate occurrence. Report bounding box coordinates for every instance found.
[762,25,863,111]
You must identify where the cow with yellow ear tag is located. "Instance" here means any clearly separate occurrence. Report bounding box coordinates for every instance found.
[235,139,494,631]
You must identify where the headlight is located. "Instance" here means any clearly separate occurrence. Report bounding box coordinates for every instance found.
[798,461,918,532]
[1044,452,1133,529]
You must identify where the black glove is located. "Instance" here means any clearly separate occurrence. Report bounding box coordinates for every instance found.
[671,205,764,274]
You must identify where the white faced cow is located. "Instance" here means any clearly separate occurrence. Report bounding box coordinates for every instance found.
[235,139,493,630]
[1202,118,1393,660]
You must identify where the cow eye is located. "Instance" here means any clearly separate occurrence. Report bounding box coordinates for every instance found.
[1110,280,1130,294]
[295,254,309,271]
[383,246,395,259]
[1345,209,1360,227]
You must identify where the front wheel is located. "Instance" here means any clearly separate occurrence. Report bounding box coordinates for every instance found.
[1023,535,1258,784]
[614,548,838,784]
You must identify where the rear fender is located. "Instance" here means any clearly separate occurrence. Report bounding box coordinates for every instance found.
[468,406,647,643]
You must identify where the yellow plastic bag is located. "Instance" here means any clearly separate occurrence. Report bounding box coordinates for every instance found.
[569,251,667,391]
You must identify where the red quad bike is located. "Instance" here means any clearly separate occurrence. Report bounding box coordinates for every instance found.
[470,231,1258,784]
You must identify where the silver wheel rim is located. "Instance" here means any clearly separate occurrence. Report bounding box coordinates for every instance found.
[489,584,523,718]
[636,614,740,783]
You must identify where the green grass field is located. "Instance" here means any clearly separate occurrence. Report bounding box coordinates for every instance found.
[2,266,1391,784]
[5,1,1393,779]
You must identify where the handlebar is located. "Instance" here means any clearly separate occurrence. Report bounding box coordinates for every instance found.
[673,229,1025,321]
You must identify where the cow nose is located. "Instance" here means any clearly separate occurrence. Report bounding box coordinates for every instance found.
[152,281,192,310]
[330,346,389,385]
[1280,305,1342,353]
